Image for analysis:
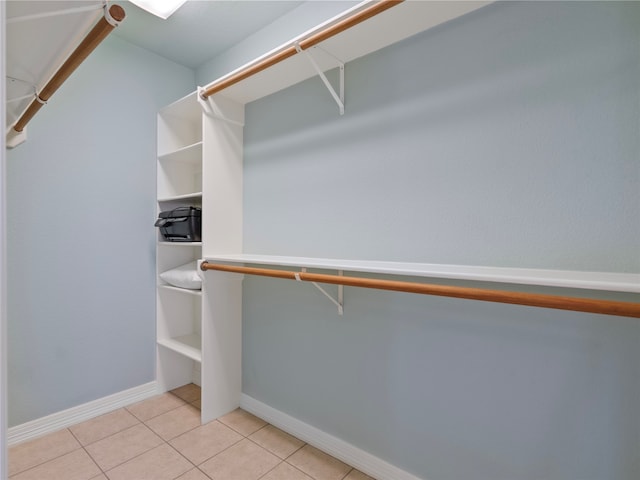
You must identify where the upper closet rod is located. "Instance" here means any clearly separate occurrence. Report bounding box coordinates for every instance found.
[12,4,126,133]
[200,262,640,319]
[200,0,404,99]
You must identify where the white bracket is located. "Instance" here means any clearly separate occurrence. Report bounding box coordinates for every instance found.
[196,86,245,127]
[6,128,27,149]
[103,1,122,27]
[294,43,344,115]
[300,268,344,315]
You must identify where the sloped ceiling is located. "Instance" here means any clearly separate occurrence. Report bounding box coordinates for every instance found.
[5,0,304,131]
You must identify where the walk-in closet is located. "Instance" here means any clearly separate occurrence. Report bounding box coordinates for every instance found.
[2,1,639,479]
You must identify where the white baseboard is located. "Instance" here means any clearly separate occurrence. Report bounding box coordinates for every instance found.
[8,381,159,446]
[240,394,424,480]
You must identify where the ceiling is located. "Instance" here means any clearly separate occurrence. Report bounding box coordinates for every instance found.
[113,0,305,69]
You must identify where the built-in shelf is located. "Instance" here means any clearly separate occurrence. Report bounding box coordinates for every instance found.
[158,142,203,162]
[204,254,640,293]
[157,192,202,203]
[157,91,204,407]
[158,284,202,297]
[158,242,202,247]
[157,335,202,363]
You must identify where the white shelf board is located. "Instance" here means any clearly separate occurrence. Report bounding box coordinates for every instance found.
[203,254,640,293]
[157,334,202,363]
[158,284,202,297]
[158,91,201,120]
[158,142,203,163]
[157,191,202,202]
[214,1,490,105]
[158,242,202,247]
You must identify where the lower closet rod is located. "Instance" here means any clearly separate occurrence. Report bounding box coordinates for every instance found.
[200,262,640,319]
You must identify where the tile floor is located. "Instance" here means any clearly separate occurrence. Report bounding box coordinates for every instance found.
[8,384,375,480]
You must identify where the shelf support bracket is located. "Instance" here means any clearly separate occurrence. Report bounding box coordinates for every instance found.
[295,43,344,115]
[300,268,344,315]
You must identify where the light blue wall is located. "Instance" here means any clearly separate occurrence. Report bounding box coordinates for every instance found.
[242,2,640,479]
[6,35,195,426]
[196,1,358,87]
[244,2,639,272]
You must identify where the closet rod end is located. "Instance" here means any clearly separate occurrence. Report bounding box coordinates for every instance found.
[107,4,126,24]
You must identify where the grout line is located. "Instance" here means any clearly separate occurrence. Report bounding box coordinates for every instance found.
[254,458,285,480]
[244,433,307,462]
[191,430,246,467]
[280,460,318,480]
[124,392,189,423]
[7,428,80,477]
[79,416,144,449]
[284,441,307,461]
[341,467,355,479]
[191,466,214,480]
[67,427,108,477]
[9,389,370,480]
[101,443,179,478]
[7,443,88,479]
[82,444,106,477]
[165,441,199,473]
[88,423,165,473]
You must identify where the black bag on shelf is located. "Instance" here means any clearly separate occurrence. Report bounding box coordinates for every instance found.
[155,206,201,242]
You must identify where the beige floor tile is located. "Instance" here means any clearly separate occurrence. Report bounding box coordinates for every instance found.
[8,429,81,476]
[199,438,281,480]
[126,392,185,422]
[105,444,192,480]
[171,384,201,403]
[191,398,202,410]
[260,462,314,480]
[287,445,352,480]
[170,420,243,465]
[145,403,202,441]
[84,423,164,471]
[249,425,305,459]
[90,475,108,480]
[175,468,212,480]
[344,470,375,480]
[218,408,267,436]
[10,449,101,480]
[70,408,140,446]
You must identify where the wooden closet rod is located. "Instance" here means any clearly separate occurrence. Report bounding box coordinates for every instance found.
[12,4,126,133]
[200,262,640,319]
[200,0,404,99]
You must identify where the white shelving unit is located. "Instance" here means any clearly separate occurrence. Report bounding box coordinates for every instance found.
[158,142,202,200]
[156,92,204,413]
[156,88,244,423]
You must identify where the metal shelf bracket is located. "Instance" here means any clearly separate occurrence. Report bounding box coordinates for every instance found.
[295,43,344,115]
[300,268,344,315]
